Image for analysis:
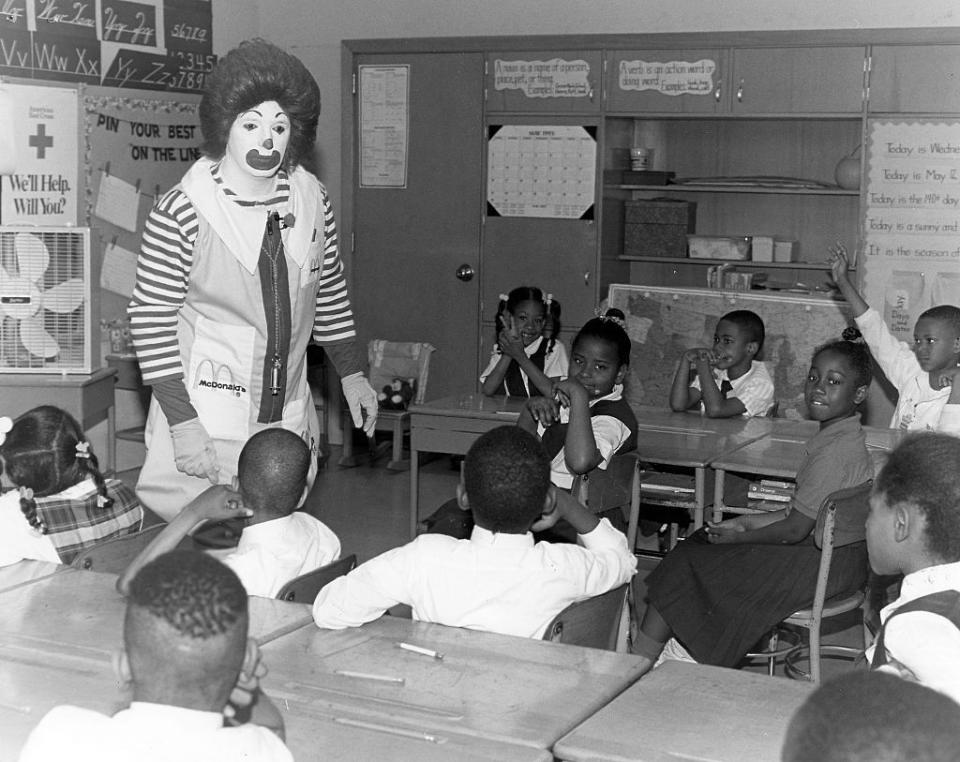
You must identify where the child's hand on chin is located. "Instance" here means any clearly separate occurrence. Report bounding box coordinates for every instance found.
[527,396,560,426]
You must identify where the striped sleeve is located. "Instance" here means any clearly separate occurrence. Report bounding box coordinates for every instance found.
[127,188,197,383]
[312,185,357,344]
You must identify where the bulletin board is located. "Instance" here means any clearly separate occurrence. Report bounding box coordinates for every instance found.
[82,86,201,324]
[861,118,960,341]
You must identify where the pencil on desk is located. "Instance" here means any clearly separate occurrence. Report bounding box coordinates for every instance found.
[334,717,445,744]
[397,641,444,660]
[334,669,405,684]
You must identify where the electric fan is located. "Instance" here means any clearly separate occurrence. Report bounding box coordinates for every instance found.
[0,227,93,373]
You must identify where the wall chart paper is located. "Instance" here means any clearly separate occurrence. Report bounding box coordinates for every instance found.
[493,58,591,99]
[486,124,596,219]
[862,119,960,341]
[359,64,409,188]
[617,59,717,97]
[0,0,213,94]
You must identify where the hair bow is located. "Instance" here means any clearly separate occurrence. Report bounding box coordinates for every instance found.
[498,293,509,302]
[0,416,11,447]
[545,293,553,307]
[75,441,91,460]
[96,494,109,508]
[19,486,33,501]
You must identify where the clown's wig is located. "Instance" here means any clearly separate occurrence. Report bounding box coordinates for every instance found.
[199,39,320,171]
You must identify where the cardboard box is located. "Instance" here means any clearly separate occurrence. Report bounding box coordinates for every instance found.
[624,199,696,258]
[774,239,797,262]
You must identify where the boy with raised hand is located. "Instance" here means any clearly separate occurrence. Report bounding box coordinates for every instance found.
[670,309,774,418]
[830,243,960,432]
[20,550,291,761]
[118,428,340,599]
[312,425,636,639]
[864,432,960,703]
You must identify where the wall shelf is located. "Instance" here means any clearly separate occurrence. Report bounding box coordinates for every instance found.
[617,255,848,271]
[607,183,859,196]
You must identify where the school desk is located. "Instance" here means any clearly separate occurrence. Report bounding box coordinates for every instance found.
[408,394,526,538]
[0,368,118,473]
[709,422,905,521]
[0,560,65,594]
[553,660,814,762]
[260,614,646,752]
[630,406,777,530]
[0,568,316,661]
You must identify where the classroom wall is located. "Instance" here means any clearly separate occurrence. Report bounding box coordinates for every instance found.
[211,0,960,217]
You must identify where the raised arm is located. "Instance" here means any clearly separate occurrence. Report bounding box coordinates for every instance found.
[669,350,703,411]
[828,243,869,316]
[116,485,248,595]
[555,379,603,475]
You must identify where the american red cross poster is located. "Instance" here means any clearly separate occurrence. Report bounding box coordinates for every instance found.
[0,83,79,225]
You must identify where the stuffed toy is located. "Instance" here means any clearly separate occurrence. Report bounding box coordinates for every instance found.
[378,377,415,410]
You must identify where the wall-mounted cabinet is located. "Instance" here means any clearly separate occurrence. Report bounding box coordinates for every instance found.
[485,50,603,113]
[728,46,866,114]
[606,49,728,115]
[867,45,960,113]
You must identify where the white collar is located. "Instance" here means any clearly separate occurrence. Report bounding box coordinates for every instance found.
[470,525,535,547]
[895,560,960,609]
[181,159,317,274]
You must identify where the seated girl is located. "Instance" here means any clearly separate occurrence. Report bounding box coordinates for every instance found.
[0,406,143,566]
[632,334,875,672]
[424,309,637,538]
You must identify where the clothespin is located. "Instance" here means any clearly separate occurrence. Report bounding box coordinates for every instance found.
[111,235,117,248]
[154,184,161,199]
[103,161,111,176]
[134,178,141,193]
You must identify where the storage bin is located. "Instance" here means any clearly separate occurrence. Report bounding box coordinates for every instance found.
[624,199,696,258]
[687,235,752,260]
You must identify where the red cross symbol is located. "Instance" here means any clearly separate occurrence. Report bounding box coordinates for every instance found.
[29,124,54,159]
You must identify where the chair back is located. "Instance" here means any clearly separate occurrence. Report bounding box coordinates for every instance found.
[570,452,642,550]
[542,584,629,650]
[368,340,436,406]
[276,554,357,602]
[70,524,166,574]
[814,480,873,550]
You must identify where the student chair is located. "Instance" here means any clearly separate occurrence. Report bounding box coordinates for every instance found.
[70,524,188,574]
[570,451,643,551]
[746,480,873,683]
[275,554,358,603]
[339,340,435,471]
[543,583,630,651]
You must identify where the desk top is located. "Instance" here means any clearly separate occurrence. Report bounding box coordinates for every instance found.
[711,421,906,478]
[0,560,65,594]
[410,394,527,422]
[553,660,814,762]
[261,615,645,751]
[0,367,115,387]
[0,568,315,660]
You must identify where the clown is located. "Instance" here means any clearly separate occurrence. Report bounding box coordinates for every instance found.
[128,39,378,521]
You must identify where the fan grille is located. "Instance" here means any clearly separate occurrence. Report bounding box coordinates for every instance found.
[0,226,93,373]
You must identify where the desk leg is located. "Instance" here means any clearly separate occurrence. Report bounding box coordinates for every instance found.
[107,403,116,475]
[693,467,705,529]
[712,469,726,523]
[409,445,420,540]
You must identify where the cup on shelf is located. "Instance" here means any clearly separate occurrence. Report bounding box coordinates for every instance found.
[630,147,654,171]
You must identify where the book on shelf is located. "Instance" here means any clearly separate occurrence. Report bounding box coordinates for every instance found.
[747,481,796,502]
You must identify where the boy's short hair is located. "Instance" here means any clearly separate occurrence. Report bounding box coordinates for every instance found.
[875,432,960,563]
[125,550,248,707]
[919,304,960,337]
[465,426,551,534]
[237,428,310,516]
[782,671,960,762]
[718,310,765,349]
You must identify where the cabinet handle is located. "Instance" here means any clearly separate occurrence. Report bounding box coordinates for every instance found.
[714,79,722,102]
[736,78,744,103]
[583,271,590,285]
[589,85,595,101]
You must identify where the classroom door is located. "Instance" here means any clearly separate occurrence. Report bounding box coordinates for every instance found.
[349,52,484,400]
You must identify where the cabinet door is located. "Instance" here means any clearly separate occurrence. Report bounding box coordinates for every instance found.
[351,52,484,399]
[486,50,602,113]
[869,45,960,113]
[730,47,866,114]
[606,49,727,114]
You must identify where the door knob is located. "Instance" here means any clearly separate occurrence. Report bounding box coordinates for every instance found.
[456,264,475,282]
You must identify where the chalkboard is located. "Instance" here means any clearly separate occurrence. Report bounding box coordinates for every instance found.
[607,284,855,421]
[0,0,213,94]
[862,119,960,341]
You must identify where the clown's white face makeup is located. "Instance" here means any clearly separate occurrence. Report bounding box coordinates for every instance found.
[220,100,290,191]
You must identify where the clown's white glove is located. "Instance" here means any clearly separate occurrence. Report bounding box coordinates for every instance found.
[342,372,378,436]
[169,418,221,484]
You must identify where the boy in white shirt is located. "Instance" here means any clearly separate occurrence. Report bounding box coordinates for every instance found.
[312,426,636,639]
[119,428,339,598]
[20,551,292,762]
